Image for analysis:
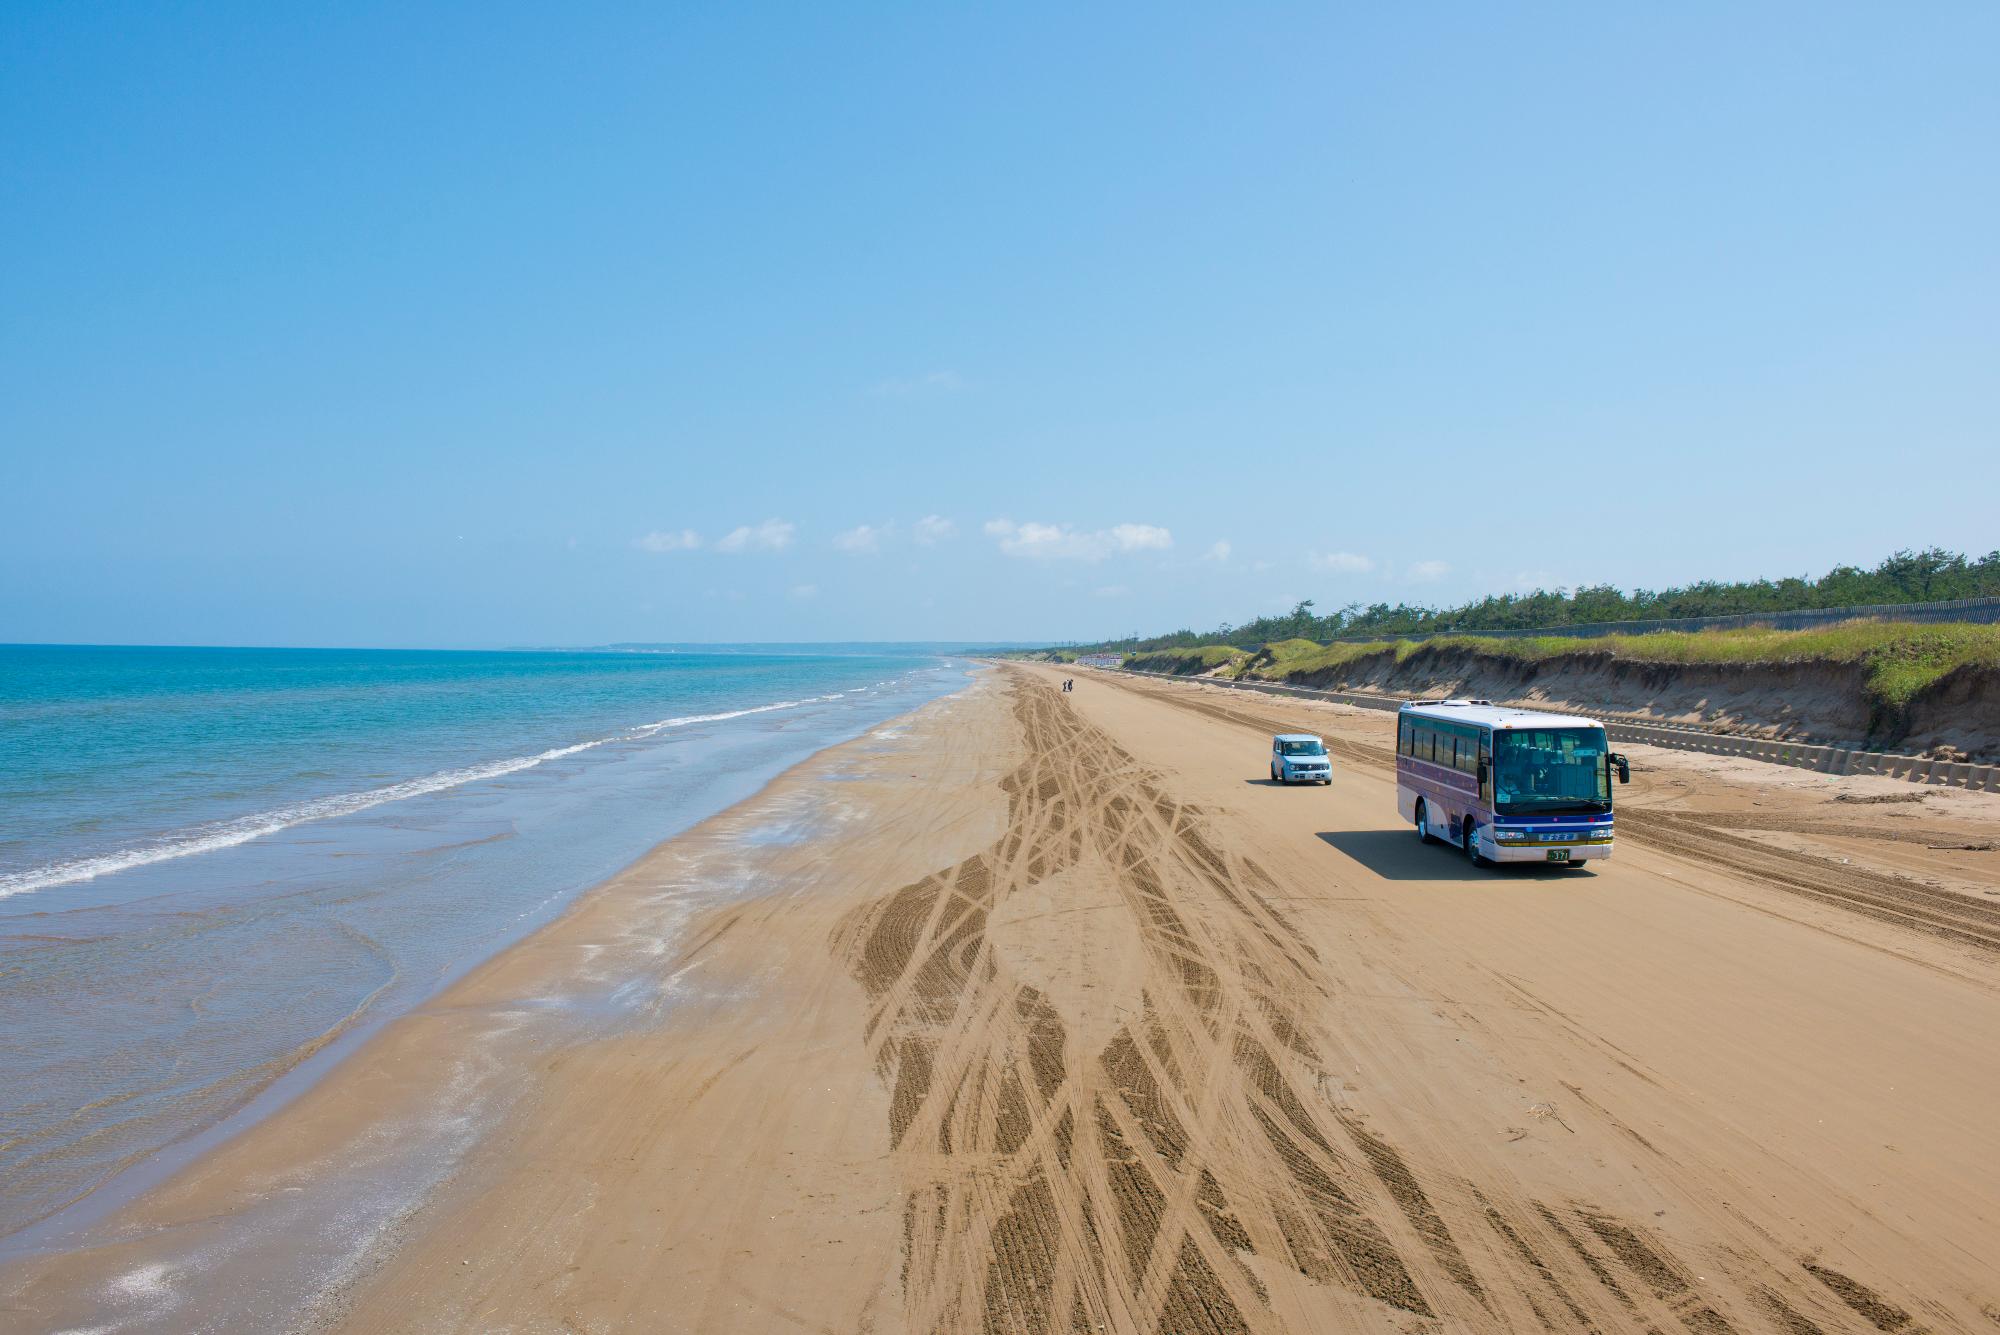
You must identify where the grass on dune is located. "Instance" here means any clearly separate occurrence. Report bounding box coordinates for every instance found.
[1125,644,1251,674]
[1239,621,2000,707]
[1239,638,1401,679]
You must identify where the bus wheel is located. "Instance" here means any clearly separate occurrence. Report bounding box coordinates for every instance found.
[1415,800,1438,844]
[1463,821,1488,868]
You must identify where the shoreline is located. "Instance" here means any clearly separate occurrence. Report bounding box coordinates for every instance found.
[1,651,971,1255]
[0,670,995,1332]
[0,655,968,1263]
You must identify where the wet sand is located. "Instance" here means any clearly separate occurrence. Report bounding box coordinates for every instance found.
[7,665,2000,1333]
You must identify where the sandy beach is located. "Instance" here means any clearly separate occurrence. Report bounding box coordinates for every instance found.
[7,663,2000,1333]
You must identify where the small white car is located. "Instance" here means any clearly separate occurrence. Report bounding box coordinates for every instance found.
[1271,734,1331,784]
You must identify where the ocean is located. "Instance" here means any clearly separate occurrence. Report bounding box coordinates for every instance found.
[0,644,969,1247]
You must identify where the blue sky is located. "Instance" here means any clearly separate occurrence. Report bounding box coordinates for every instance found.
[4,2,1995,647]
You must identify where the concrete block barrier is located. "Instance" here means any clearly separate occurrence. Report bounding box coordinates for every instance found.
[1095,666,1999,794]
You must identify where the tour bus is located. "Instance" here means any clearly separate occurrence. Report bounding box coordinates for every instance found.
[1396,700,1629,865]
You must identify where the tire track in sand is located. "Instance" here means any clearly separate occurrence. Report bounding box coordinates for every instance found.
[836,675,1951,1332]
[1132,680,2000,957]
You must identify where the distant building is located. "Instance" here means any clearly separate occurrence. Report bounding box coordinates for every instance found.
[1075,654,1124,668]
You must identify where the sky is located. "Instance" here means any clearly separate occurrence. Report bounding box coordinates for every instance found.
[3,2,1995,648]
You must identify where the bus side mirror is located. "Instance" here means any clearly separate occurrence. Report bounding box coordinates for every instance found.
[1611,753,1630,784]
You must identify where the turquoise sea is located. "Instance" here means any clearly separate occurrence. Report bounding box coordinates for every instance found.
[0,644,968,1246]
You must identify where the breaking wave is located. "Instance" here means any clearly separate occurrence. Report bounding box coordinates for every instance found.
[0,693,847,900]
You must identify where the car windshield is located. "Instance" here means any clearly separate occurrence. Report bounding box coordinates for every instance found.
[1494,727,1609,814]
[1280,740,1325,756]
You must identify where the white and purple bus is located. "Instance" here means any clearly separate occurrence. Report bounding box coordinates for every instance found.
[1395,700,1629,866]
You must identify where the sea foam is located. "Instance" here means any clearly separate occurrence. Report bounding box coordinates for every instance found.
[0,693,843,900]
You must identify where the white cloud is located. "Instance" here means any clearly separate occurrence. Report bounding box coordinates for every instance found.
[913,515,956,546]
[790,583,819,599]
[1204,540,1232,562]
[1408,560,1451,583]
[1094,585,1130,598]
[984,518,1174,561]
[833,523,887,555]
[871,370,967,397]
[1308,551,1375,574]
[636,529,702,553]
[713,519,796,554]
[1108,523,1172,552]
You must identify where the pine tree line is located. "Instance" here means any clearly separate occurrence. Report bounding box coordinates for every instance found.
[1084,548,2000,653]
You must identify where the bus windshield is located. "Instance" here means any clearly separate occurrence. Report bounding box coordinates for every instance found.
[1493,727,1610,815]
